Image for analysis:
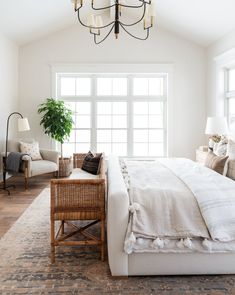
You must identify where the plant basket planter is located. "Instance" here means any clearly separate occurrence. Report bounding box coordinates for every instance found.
[59,157,72,177]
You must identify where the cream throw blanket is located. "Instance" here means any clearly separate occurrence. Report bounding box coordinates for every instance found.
[125,158,235,251]
[160,158,235,242]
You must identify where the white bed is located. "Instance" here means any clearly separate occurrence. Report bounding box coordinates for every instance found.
[107,155,235,276]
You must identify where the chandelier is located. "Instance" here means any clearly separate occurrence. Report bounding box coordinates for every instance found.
[71,0,155,44]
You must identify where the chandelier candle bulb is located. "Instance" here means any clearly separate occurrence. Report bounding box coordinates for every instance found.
[119,0,126,15]
[151,16,154,26]
[148,2,156,17]
[87,14,95,27]
[71,0,78,10]
[143,17,150,29]
[96,16,104,28]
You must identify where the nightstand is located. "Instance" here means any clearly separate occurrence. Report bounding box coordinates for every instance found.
[196,149,209,164]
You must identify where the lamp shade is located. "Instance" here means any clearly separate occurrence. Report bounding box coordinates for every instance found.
[18,117,30,132]
[205,117,228,135]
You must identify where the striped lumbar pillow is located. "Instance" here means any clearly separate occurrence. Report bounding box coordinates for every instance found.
[227,160,235,180]
[205,150,228,175]
[227,139,235,160]
[226,139,235,180]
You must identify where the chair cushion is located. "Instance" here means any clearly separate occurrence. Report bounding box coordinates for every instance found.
[69,168,99,179]
[20,141,42,160]
[30,160,58,177]
[81,151,103,175]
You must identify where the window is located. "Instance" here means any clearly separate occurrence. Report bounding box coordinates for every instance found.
[97,101,128,156]
[56,73,167,157]
[133,101,164,156]
[225,68,235,128]
[63,101,91,156]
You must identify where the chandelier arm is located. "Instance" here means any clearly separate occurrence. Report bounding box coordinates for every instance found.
[119,3,146,27]
[91,0,146,10]
[119,2,144,9]
[91,2,116,11]
[94,24,115,44]
[119,23,150,40]
[139,0,151,4]
[77,9,115,30]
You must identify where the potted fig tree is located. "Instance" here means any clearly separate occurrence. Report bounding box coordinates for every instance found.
[38,98,73,177]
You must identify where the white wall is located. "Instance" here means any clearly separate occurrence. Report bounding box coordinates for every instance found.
[19,25,206,159]
[0,32,18,171]
[206,28,235,117]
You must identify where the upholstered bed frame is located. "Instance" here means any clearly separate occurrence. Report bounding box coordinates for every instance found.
[107,156,235,276]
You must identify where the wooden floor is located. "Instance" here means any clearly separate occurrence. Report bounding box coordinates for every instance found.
[0,174,51,238]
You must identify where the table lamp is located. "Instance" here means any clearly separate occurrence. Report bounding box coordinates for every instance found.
[205,117,228,150]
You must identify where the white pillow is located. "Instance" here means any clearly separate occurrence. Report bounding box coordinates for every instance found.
[20,141,42,161]
[214,138,228,156]
[226,139,235,160]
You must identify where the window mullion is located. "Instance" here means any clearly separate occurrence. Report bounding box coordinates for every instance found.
[127,75,133,157]
[91,75,97,151]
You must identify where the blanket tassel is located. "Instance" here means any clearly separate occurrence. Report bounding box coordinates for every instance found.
[152,238,165,249]
[124,232,136,254]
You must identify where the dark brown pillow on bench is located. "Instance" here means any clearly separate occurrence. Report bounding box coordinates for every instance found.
[81,151,103,175]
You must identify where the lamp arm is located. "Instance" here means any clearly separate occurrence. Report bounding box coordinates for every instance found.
[5,112,23,158]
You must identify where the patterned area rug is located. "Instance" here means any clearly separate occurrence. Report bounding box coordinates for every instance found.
[0,189,235,295]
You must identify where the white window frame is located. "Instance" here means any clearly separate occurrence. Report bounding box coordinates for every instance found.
[224,68,235,127]
[214,48,235,119]
[51,64,174,158]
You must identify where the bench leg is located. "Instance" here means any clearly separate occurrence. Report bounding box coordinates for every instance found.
[101,218,105,261]
[61,220,65,235]
[24,177,28,190]
[51,219,55,263]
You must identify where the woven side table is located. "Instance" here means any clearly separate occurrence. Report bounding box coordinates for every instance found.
[59,157,72,177]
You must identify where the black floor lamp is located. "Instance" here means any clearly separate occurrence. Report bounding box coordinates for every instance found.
[0,112,30,195]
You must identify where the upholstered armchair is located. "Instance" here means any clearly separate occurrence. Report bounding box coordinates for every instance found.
[6,140,59,189]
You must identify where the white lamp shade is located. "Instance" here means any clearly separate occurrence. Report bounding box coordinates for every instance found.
[18,118,30,132]
[96,16,103,28]
[205,117,228,135]
[87,14,95,27]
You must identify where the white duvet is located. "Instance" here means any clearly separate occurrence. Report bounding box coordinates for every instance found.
[124,158,235,254]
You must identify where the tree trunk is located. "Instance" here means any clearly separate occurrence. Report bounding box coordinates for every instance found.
[60,143,63,160]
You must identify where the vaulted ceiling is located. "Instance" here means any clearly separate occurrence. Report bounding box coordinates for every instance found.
[0,0,235,46]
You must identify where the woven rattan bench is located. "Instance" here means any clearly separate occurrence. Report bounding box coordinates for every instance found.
[50,153,106,263]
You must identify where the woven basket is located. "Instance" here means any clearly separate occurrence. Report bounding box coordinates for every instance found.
[59,157,72,177]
